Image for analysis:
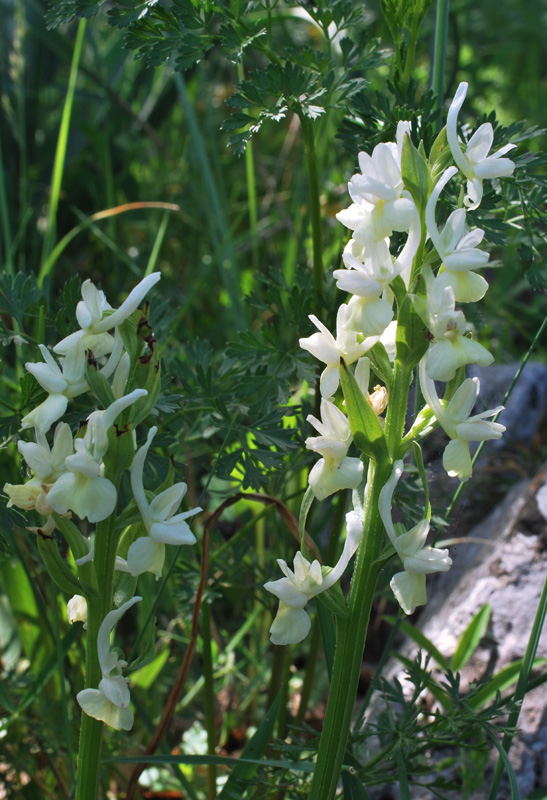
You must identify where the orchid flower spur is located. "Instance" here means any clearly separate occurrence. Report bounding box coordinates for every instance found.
[412,267,494,381]
[305,399,364,501]
[447,82,516,209]
[77,596,141,730]
[419,361,506,481]
[299,304,377,398]
[118,426,202,579]
[336,123,418,247]
[264,510,362,645]
[54,272,161,357]
[425,167,490,303]
[46,389,147,523]
[379,461,452,614]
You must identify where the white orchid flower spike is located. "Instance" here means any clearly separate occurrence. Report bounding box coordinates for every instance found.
[379,461,452,614]
[305,399,364,500]
[264,510,362,645]
[55,273,161,357]
[119,426,202,579]
[425,167,490,303]
[77,596,141,730]
[419,361,505,481]
[447,82,516,209]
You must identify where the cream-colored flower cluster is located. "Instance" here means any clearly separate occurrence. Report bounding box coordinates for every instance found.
[4,274,201,730]
[265,83,514,633]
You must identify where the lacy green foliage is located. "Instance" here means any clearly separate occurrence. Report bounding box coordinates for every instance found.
[157,269,314,490]
[263,654,519,798]
[45,0,384,154]
[222,36,381,154]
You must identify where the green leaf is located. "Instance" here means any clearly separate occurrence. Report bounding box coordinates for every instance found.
[451,604,491,672]
[85,360,115,408]
[339,358,388,462]
[128,615,157,672]
[217,693,282,798]
[468,657,546,710]
[131,647,169,689]
[36,534,98,599]
[401,132,432,216]
[105,753,314,773]
[368,342,393,390]
[53,512,91,562]
[299,485,315,552]
[429,126,452,183]
[393,276,429,370]
[316,582,349,619]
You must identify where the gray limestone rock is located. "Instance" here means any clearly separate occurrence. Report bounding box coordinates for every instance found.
[361,465,547,799]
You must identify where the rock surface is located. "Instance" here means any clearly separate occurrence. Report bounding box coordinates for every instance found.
[362,464,547,799]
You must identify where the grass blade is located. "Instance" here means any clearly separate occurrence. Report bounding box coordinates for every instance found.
[39,18,87,279]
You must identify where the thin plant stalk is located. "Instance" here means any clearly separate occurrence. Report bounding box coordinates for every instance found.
[144,209,170,277]
[40,18,86,277]
[0,135,14,277]
[299,114,324,303]
[201,601,217,800]
[236,61,259,272]
[431,0,450,129]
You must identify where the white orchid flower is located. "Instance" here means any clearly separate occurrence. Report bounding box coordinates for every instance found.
[77,596,141,730]
[54,273,161,357]
[412,268,493,381]
[21,342,87,433]
[426,167,490,303]
[305,399,364,500]
[264,510,362,644]
[117,427,201,580]
[4,422,73,519]
[447,82,516,209]
[379,461,452,614]
[18,422,74,483]
[419,361,505,481]
[337,123,418,247]
[46,390,147,523]
[299,305,378,398]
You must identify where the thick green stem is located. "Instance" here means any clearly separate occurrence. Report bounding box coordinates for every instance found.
[308,458,391,800]
[75,502,121,800]
[74,594,103,800]
[299,115,324,303]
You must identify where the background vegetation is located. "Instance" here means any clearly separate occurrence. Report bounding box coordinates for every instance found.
[1,0,547,797]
